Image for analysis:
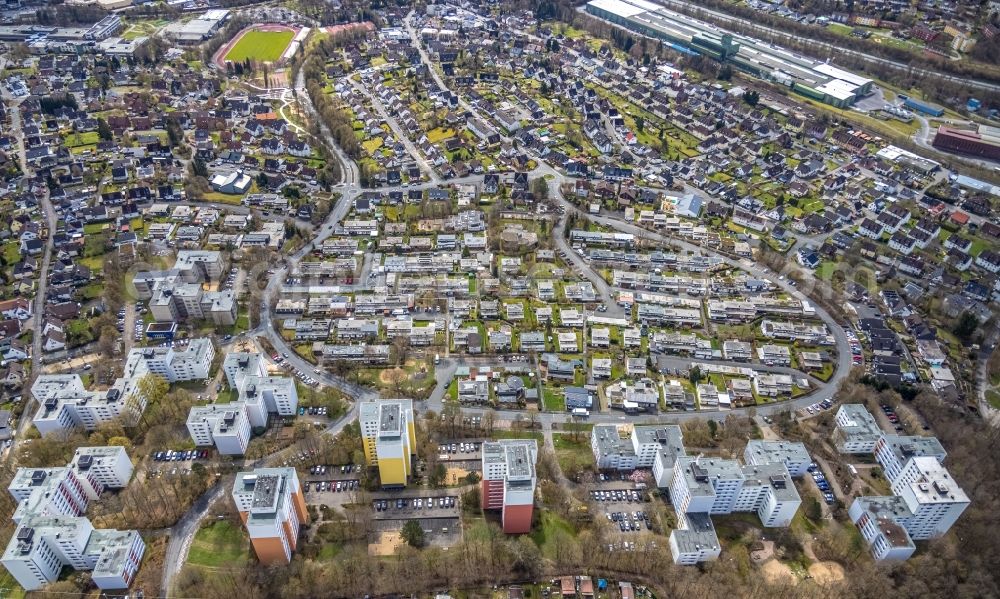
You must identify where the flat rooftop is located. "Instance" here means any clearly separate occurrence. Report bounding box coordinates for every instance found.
[745,440,810,465]
[251,474,280,509]
[672,511,720,555]
[836,404,883,439]
[379,403,402,436]
[741,463,800,503]
[880,435,946,462]
[505,443,533,480]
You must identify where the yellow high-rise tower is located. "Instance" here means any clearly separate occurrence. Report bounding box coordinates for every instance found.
[360,399,416,487]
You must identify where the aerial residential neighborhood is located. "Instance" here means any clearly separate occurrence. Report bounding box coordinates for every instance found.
[0,0,998,596]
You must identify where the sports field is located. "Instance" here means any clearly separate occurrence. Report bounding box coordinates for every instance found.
[224,29,294,63]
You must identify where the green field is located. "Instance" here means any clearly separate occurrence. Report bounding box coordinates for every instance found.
[187,521,249,568]
[225,29,294,63]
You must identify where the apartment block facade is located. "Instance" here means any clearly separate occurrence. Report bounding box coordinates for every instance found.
[232,468,308,565]
[31,340,214,436]
[2,449,142,591]
[360,399,416,487]
[187,352,298,455]
[481,439,538,534]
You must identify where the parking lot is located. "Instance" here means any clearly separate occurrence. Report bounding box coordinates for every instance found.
[800,397,833,417]
[808,463,836,505]
[589,486,655,534]
[878,403,908,435]
[371,493,460,520]
[305,478,359,493]
[267,353,321,387]
[306,463,361,479]
[437,440,482,462]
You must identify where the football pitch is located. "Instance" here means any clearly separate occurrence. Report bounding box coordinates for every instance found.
[225,29,294,63]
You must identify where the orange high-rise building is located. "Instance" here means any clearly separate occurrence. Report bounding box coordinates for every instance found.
[232,468,308,565]
[481,439,538,534]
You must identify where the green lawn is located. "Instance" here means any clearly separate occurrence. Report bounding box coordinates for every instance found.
[361,137,384,155]
[78,255,106,270]
[64,131,101,148]
[530,511,577,558]
[225,29,295,63]
[317,543,341,560]
[84,235,109,257]
[492,429,544,441]
[427,127,456,143]
[542,386,565,411]
[2,241,19,264]
[815,260,839,282]
[826,22,854,36]
[553,433,594,481]
[79,283,104,300]
[0,570,25,599]
[986,389,1000,410]
[187,521,249,568]
[198,192,246,204]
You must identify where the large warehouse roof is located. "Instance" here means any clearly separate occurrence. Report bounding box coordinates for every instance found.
[586,0,873,103]
[587,0,649,19]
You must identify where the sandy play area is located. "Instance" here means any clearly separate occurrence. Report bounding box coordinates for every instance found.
[808,561,845,585]
[761,559,796,585]
[368,531,402,556]
[445,466,470,485]
[760,559,845,586]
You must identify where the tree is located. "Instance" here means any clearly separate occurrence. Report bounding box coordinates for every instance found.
[97,118,113,141]
[742,90,760,107]
[428,463,447,487]
[107,436,133,452]
[192,158,209,178]
[531,177,549,200]
[804,496,823,522]
[401,520,425,548]
[688,366,703,384]
[953,311,979,343]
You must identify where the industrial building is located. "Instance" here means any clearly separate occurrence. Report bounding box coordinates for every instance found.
[481,439,539,534]
[163,10,231,44]
[360,399,417,487]
[585,0,873,107]
[232,468,308,565]
[932,124,1000,161]
[2,448,143,591]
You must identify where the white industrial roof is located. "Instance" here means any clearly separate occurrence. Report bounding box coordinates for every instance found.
[587,0,650,18]
[813,62,872,89]
[815,79,857,101]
